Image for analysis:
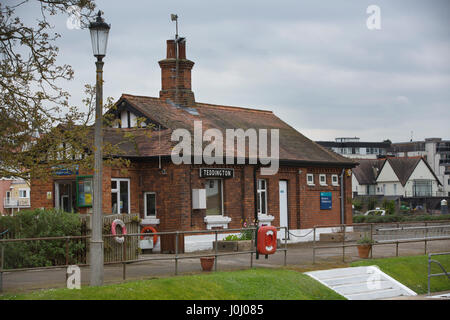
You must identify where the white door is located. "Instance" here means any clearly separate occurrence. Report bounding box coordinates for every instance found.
[279,180,288,234]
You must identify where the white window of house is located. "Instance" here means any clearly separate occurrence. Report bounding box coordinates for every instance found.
[331,174,339,186]
[19,189,28,198]
[111,178,130,214]
[144,192,156,218]
[393,184,397,194]
[319,174,327,186]
[307,174,314,185]
[257,179,268,215]
[205,179,223,216]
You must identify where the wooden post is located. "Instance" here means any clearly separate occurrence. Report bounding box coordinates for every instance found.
[424,222,428,255]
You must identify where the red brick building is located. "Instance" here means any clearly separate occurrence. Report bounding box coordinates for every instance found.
[31,38,356,252]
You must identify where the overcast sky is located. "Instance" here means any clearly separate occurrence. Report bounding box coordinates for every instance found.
[17,0,450,143]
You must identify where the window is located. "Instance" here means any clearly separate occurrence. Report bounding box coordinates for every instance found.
[76,176,93,207]
[257,179,268,215]
[111,178,130,214]
[393,184,397,194]
[319,174,327,186]
[144,192,156,218]
[331,174,339,186]
[307,174,314,185]
[19,189,28,198]
[205,179,223,216]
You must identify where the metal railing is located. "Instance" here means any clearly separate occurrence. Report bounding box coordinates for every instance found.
[3,197,31,208]
[0,226,288,292]
[428,252,450,296]
[312,220,450,264]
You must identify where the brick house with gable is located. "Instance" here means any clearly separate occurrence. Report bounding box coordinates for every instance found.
[31,38,356,252]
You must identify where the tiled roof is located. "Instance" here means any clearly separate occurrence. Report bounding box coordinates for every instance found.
[352,158,385,185]
[111,94,356,167]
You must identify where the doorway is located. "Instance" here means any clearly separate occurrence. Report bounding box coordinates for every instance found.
[54,180,76,212]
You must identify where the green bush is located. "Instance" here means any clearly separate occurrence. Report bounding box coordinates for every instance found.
[224,234,239,241]
[0,209,86,269]
[352,199,363,211]
[353,214,450,224]
[382,200,396,215]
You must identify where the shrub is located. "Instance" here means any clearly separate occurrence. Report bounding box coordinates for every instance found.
[383,200,396,215]
[352,199,363,211]
[224,234,239,241]
[0,209,86,269]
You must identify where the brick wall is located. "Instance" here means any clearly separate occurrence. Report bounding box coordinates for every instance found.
[31,160,353,232]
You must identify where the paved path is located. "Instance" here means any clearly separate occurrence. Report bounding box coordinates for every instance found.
[1,239,449,295]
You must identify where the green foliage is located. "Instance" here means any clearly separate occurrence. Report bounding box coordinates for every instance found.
[382,199,396,215]
[353,214,450,224]
[0,209,86,269]
[357,234,374,245]
[224,234,239,241]
[352,199,363,211]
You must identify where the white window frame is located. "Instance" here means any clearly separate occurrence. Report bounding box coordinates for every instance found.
[144,192,157,218]
[331,174,339,186]
[19,189,28,198]
[111,178,131,214]
[205,178,224,216]
[257,179,268,215]
[319,174,327,186]
[307,174,315,186]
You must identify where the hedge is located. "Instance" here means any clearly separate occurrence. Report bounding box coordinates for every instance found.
[353,214,450,224]
[0,209,87,269]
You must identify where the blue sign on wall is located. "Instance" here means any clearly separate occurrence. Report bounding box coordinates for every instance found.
[320,192,332,210]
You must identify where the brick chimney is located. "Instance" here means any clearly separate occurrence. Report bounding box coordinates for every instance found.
[159,38,195,107]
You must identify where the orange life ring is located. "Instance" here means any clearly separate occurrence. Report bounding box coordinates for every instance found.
[257,226,277,255]
[140,226,158,245]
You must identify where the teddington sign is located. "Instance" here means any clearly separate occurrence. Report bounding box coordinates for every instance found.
[171,121,279,175]
[199,168,234,178]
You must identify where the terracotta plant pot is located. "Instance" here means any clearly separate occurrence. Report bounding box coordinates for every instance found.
[357,244,372,259]
[200,256,215,271]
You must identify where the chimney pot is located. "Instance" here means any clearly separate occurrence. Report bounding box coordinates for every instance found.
[166,40,176,59]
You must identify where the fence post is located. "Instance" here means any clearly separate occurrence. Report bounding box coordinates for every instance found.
[312,226,316,264]
[214,230,218,271]
[284,227,287,266]
[428,253,431,296]
[0,245,4,293]
[342,224,346,263]
[370,223,373,259]
[65,237,69,266]
[123,236,127,280]
[424,222,428,255]
[175,231,179,275]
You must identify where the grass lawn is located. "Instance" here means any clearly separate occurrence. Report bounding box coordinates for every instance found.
[0,268,345,300]
[351,254,450,294]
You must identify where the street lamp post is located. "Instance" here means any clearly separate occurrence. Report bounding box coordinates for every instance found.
[89,10,110,286]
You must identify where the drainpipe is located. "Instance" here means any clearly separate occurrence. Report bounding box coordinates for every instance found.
[254,165,259,225]
[340,169,345,224]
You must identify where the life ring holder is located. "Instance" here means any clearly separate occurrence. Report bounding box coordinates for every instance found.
[111,219,127,244]
[140,226,158,245]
